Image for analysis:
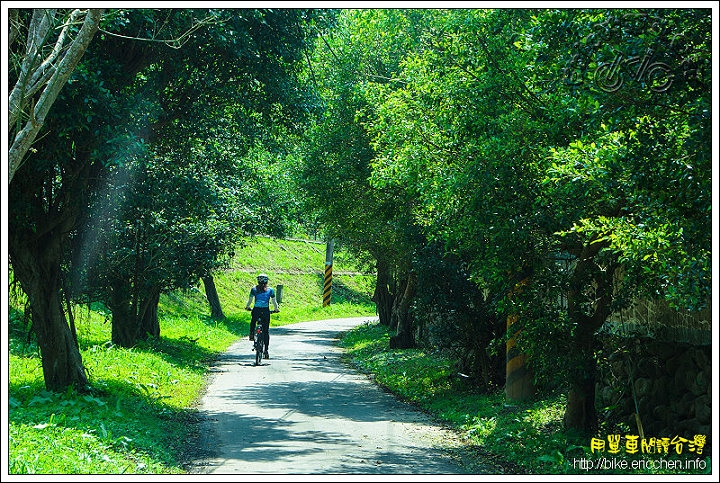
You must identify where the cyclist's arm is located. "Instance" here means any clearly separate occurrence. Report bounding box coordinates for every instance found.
[271,293,279,312]
[245,292,254,311]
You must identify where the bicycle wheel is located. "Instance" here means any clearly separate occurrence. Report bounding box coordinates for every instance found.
[253,325,263,365]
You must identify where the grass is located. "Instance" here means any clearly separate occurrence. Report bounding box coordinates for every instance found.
[7,237,376,475]
[337,321,713,476]
[7,236,712,475]
[8,304,242,474]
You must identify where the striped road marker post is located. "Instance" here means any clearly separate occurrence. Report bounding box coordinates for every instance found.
[323,239,334,307]
[323,263,332,306]
[505,277,535,404]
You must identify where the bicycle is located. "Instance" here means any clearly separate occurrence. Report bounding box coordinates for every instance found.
[252,324,264,366]
[250,309,279,366]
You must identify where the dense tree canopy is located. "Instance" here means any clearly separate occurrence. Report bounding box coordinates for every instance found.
[297,7,711,432]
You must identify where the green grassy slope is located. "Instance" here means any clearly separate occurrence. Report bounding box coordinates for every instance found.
[163,236,377,325]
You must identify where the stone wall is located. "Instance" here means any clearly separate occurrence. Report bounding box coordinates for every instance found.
[596,334,712,445]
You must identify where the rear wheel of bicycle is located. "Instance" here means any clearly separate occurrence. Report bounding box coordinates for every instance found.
[255,347,263,366]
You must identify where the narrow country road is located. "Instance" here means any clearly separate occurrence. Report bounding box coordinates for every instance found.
[188,317,477,475]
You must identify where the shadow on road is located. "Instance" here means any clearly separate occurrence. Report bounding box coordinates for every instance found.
[189,317,472,475]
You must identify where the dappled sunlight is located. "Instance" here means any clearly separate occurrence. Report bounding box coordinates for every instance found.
[193,318,471,474]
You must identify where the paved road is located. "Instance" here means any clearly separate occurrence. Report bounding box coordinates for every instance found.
[190,316,472,475]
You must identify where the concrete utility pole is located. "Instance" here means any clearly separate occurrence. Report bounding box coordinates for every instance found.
[323,239,334,306]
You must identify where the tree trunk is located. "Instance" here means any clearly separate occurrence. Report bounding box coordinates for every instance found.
[389,269,417,349]
[203,275,225,319]
[372,257,393,327]
[138,287,161,339]
[388,274,406,332]
[563,241,617,434]
[9,8,104,183]
[110,277,139,347]
[506,277,535,403]
[563,329,598,433]
[9,231,89,392]
[110,279,161,346]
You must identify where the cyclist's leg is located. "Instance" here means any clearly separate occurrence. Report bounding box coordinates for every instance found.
[262,319,270,351]
[250,308,260,340]
[259,309,270,355]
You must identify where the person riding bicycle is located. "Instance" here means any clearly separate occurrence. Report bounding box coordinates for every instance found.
[245,273,279,359]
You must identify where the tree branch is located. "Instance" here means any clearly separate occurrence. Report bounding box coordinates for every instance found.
[9,8,104,183]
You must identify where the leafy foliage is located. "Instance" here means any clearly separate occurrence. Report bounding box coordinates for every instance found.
[8,5,710,438]
[309,8,711,431]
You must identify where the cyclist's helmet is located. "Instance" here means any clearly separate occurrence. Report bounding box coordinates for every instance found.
[257,273,269,284]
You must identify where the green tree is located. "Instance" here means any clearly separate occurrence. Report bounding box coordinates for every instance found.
[74,143,248,345]
[9,8,327,387]
[78,8,327,347]
[531,8,711,431]
[9,7,236,391]
[299,9,440,345]
[362,8,711,432]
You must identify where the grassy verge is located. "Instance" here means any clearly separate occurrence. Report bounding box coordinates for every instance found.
[8,306,235,474]
[337,321,713,476]
[8,237,376,474]
[11,236,710,475]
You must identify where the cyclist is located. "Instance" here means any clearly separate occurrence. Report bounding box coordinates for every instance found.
[245,273,279,359]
